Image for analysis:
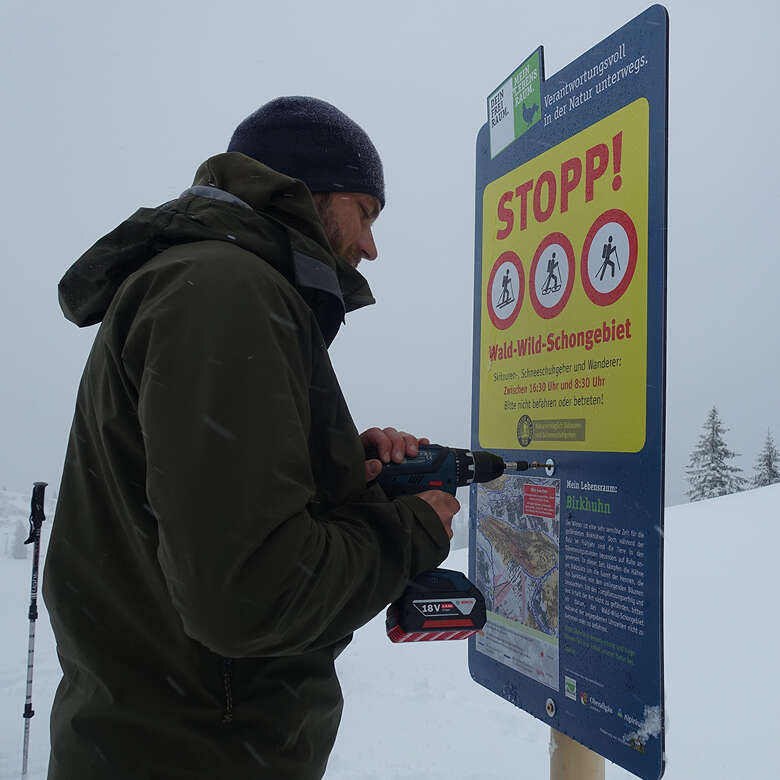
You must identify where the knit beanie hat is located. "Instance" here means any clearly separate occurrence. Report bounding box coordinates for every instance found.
[227,96,385,208]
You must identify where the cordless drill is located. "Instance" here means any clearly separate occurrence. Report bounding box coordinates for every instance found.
[367,444,540,643]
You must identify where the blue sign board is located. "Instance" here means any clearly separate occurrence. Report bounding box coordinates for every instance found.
[469,6,667,778]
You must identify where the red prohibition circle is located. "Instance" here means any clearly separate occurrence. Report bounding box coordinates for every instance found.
[580,209,638,307]
[529,232,576,319]
[487,251,524,331]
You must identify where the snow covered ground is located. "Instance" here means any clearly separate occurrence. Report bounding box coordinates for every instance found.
[1,485,778,779]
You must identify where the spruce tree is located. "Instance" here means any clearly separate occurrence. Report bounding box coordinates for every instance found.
[752,430,780,488]
[686,406,747,501]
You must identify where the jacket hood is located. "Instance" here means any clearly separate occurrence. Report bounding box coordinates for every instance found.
[58,153,375,341]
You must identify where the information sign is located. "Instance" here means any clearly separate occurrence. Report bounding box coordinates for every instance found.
[469,7,668,779]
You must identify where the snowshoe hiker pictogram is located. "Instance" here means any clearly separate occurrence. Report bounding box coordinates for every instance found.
[542,251,561,295]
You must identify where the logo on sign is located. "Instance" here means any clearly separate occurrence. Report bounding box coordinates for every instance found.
[517,415,534,447]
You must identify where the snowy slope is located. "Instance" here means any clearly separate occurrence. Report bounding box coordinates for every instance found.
[1,486,779,779]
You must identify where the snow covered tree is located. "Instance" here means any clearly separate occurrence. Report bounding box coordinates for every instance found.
[686,406,747,501]
[752,430,780,488]
[12,519,29,559]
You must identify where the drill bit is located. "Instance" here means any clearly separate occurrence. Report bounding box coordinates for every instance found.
[504,460,542,472]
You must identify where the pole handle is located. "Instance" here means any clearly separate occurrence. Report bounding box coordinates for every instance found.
[24,482,48,545]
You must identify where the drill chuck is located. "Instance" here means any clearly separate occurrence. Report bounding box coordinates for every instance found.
[468,450,507,484]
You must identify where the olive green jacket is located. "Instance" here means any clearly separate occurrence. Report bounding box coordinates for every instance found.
[43,153,450,780]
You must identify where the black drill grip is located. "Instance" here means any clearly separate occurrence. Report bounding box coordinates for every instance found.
[364,444,458,496]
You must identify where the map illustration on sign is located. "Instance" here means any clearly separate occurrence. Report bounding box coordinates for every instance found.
[474,474,560,689]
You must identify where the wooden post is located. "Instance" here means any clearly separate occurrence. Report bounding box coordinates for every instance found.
[550,729,605,780]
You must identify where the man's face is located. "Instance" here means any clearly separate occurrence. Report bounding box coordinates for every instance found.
[317,193,381,268]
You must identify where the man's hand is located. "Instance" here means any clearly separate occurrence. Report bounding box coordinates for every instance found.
[415,490,459,540]
[359,427,430,482]
[359,428,457,540]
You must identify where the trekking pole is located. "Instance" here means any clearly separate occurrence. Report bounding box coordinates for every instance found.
[21,481,47,778]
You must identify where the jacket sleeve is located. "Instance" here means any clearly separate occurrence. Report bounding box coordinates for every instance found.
[122,248,450,658]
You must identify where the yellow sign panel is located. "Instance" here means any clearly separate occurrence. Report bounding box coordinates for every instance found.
[479,98,649,453]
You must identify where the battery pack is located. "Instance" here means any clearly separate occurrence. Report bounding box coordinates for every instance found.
[386,568,487,643]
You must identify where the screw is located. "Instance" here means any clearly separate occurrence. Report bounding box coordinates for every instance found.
[546,698,556,717]
[545,458,556,477]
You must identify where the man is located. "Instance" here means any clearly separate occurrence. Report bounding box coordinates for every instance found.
[43,96,459,779]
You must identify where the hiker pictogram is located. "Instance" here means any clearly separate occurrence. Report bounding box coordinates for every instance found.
[581,209,638,307]
[595,235,621,281]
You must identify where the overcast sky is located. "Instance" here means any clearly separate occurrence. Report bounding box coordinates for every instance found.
[1,0,777,506]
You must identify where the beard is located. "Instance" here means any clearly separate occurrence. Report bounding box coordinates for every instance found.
[315,195,361,267]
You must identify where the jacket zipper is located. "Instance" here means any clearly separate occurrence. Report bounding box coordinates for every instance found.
[221,657,234,725]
